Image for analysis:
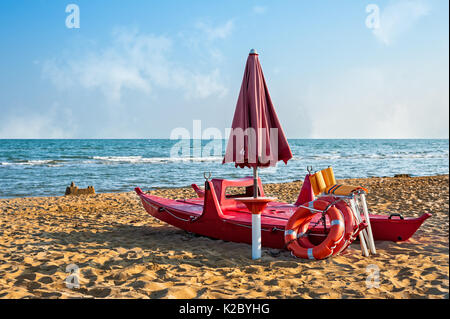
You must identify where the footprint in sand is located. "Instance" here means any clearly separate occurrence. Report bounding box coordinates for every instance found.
[32,264,58,276]
[155,269,167,278]
[15,273,36,281]
[129,280,146,289]
[244,267,259,274]
[87,287,111,298]
[265,279,279,286]
[149,288,168,298]
[38,276,53,284]
[26,281,41,291]
[194,287,208,298]
[271,261,299,268]
[266,290,283,297]
[41,292,62,298]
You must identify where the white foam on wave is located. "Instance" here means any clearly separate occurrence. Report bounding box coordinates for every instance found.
[92,155,223,164]
[291,152,448,161]
[0,160,62,166]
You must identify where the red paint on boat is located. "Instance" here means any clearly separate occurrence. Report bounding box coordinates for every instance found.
[366,212,431,242]
[135,177,430,249]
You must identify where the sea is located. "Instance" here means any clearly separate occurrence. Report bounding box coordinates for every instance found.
[0,139,448,198]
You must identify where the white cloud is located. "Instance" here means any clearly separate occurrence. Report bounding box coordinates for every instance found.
[186,69,228,99]
[195,20,234,40]
[178,20,235,64]
[0,116,64,138]
[304,66,449,138]
[0,104,76,138]
[42,28,228,102]
[371,0,430,45]
[252,5,268,15]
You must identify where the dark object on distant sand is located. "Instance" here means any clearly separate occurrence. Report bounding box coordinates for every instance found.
[65,182,95,195]
[394,174,411,178]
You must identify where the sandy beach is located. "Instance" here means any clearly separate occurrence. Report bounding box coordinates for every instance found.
[0,175,448,299]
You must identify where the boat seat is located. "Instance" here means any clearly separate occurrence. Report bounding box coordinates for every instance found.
[309,166,369,196]
[323,184,368,196]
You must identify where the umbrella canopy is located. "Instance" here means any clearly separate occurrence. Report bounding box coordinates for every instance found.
[223,49,292,168]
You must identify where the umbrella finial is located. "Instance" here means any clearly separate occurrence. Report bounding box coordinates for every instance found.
[249,48,258,55]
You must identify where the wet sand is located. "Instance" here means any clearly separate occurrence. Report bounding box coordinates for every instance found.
[0,175,448,299]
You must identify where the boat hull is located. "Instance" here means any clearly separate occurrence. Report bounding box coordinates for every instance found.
[135,184,431,250]
[136,187,288,249]
[368,213,431,241]
[306,213,431,243]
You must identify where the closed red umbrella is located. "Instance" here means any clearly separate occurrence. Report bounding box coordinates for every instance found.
[223,49,293,195]
[223,49,293,259]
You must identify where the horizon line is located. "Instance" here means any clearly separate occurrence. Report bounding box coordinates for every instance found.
[0,137,448,140]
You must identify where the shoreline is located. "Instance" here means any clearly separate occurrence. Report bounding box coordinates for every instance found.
[1,174,448,200]
[0,175,448,298]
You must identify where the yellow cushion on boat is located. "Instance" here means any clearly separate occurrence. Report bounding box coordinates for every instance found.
[321,167,336,188]
[315,171,327,194]
[308,166,366,196]
[309,167,338,196]
[309,171,327,196]
[325,184,369,196]
[309,174,319,195]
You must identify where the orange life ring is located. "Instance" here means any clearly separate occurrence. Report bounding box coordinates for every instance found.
[285,199,345,260]
[320,196,358,255]
[295,197,357,254]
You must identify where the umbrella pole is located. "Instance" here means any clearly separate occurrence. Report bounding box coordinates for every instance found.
[253,166,258,198]
[252,166,261,259]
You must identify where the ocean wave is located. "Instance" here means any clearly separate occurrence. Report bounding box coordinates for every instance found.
[291,153,448,161]
[2,152,447,168]
[91,155,223,164]
[0,160,63,167]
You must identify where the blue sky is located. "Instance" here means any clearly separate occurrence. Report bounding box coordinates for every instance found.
[0,0,448,138]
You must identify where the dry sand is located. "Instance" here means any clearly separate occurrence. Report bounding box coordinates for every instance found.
[0,175,448,299]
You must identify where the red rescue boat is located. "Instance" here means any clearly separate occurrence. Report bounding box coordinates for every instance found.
[135,177,430,249]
